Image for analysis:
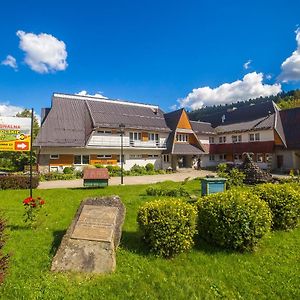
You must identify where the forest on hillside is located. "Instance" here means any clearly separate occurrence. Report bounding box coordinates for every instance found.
[188,89,300,122]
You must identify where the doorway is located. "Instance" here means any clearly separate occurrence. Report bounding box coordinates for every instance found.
[277,155,283,169]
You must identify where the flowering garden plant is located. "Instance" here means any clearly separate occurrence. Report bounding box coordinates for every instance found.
[23,196,45,226]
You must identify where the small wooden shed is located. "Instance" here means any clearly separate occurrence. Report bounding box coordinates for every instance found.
[83,168,109,187]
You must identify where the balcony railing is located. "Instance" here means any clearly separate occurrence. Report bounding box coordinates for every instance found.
[88,134,166,148]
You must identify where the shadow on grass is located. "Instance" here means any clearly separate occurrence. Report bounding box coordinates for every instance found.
[120,231,149,257]
[50,230,67,257]
[194,236,235,255]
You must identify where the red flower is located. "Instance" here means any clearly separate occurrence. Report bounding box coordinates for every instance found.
[39,200,45,205]
[23,197,33,205]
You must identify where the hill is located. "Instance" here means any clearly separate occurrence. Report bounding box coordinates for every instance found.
[188,89,300,123]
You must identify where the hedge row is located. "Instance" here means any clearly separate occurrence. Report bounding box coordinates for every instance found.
[145,186,190,197]
[0,175,39,190]
[138,183,300,257]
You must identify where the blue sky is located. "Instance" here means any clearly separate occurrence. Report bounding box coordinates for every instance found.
[0,0,300,116]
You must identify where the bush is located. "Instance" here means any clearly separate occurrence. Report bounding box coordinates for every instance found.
[0,175,39,190]
[253,183,300,230]
[130,164,147,175]
[137,199,197,257]
[145,186,190,197]
[39,172,76,181]
[0,214,9,284]
[197,190,272,251]
[217,163,245,188]
[63,167,74,174]
[145,163,154,172]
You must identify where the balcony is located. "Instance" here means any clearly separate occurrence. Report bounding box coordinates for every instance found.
[88,134,166,148]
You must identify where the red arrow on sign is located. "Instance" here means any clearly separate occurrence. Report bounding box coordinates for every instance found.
[14,141,29,151]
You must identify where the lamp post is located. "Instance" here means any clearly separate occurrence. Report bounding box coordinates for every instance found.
[119,123,125,185]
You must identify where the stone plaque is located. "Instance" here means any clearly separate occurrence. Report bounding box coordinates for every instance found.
[51,196,126,274]
[71,205,118,242]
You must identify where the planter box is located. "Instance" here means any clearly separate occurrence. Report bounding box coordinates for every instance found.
[201,178,226,196]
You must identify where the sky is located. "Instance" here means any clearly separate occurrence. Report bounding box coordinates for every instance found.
[0,0,300,117]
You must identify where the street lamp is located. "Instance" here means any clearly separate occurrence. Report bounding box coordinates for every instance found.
[119,123,125,185]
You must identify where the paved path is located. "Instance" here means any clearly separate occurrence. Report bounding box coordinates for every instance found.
[37,169,216,189]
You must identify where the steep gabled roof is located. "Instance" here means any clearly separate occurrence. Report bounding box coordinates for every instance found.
[34,96,93,147]
[280,107,300,149]
[164,108,185,130]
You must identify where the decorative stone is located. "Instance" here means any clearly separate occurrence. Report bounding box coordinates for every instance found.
[51,196,125,274]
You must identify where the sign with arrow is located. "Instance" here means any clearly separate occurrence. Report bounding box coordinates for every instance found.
[0,116,31,152]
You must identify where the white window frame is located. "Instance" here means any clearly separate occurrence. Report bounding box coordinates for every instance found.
[249,133,255,142]
[209,154,215,161]
[97,130,112,134]
[219,136,226,143]
[209,136,215,144]
[129,132,142,141]
[255,133,260,141]
[50,154,59,159]
[148,154,159,158]
[163,154,170,163]
[265,153,272,162]
[129,154,143,159]
[176,133,188,142]
[234,153,242,161]
[257,153,264,163]
[148,133,159,141]
[97,154,112,159]
[74,155,90,165]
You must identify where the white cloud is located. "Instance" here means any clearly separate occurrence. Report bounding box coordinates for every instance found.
[278,29,300,82]
[76,90,108,99]
[1,55,18,70]
[243,60,252,70]
[0,102,24,117]
[17,30,68,73]
[179,72,282,110]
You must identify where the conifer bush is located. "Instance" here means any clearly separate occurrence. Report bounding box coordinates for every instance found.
[254,183,300,230]
[197,190,272,251]
[137,199,197,258]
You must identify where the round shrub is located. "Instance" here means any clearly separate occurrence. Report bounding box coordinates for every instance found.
[63,167,74,174]
[254,183,300,230]
[197,190,272,251]
[145,163,155,172]
[137,199,197,258]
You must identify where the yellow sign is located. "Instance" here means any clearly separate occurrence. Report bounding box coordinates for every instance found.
[0,117,31,152]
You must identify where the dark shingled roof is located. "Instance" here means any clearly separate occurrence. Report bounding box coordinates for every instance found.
[87,99,170,132]
[164,108,185,130]
[280,107,300,149]
[190,120,215,135]
[34,96,93,147]
[172,143,204,155]
[200,101,276,127]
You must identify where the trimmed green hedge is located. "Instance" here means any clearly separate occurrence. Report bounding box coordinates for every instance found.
[254,183,300,230]
[197,190,272,251]
[137,199,197,258]
[0,175,39,190]
[145,186,190,197]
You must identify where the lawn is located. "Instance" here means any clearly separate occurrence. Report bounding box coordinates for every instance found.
[0,180,299,300]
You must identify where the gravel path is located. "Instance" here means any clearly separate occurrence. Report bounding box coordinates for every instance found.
[37,169,216,189]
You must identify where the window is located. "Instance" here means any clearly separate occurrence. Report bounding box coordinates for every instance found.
[129,132,141,141]
[148,133,159,141]
[257,153,264,162]
[232,135,242,143]
[265,153,272,162]
[219,154,227,161]
[74,155,89,165]
[97,130,112,134]
[249,133,260,141]
[148,154,159,158]
[129,154,143,159]
[97,154,112,159]
[209,136,215,144]
[163,154,170,163]
[176,133,188,142]
[218,136,226,143]
[50,154,59,159]
[209,154,215,161]
[234,153,242,161]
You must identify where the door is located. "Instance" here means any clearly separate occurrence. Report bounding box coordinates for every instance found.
[277,155,283,169]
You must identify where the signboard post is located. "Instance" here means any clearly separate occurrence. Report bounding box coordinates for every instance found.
[0,110,34,196]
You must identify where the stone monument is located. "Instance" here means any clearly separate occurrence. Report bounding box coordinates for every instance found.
[51,196,125,274]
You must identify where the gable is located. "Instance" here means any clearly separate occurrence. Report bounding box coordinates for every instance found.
[177,110,192,129]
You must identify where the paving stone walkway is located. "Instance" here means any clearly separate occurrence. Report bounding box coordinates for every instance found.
[37,169,216,189]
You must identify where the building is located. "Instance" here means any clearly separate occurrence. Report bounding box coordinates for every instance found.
[34,93,300,173]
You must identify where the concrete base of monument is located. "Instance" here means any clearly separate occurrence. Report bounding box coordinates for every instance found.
[51,196,125,274]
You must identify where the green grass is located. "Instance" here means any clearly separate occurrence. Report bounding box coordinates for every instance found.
[0,180,299,300]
